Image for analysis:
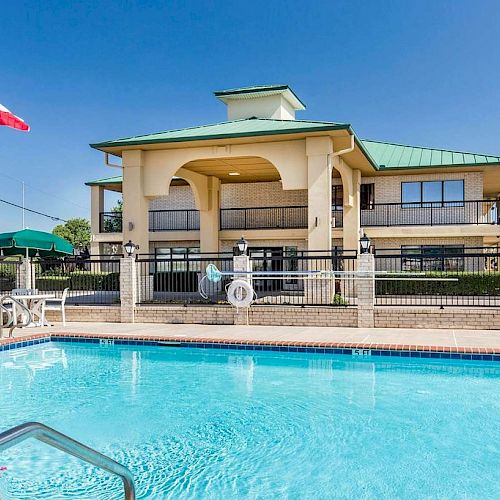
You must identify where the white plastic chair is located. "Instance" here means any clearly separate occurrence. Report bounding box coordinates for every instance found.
[43,288,69,326]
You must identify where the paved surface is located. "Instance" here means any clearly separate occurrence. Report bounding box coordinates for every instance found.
[6,322,500,350]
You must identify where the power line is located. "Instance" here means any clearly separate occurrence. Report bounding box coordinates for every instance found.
[0,171,88,210]
[0,197,67,222]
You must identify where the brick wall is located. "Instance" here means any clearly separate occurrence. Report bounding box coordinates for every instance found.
[375,308,500,330]
[46,306,120,323]
[56,304,500,330]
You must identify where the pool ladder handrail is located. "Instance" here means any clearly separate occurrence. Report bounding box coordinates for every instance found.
[0,295,33,337]
[0,421,136,499]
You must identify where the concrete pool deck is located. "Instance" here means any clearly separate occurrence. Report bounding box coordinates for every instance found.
[3,322,500,353]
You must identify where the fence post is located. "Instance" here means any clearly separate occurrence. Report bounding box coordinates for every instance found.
[233,254,252,325]
[120,256,137,323]
[357,253,375,328]
[18,257,34,290]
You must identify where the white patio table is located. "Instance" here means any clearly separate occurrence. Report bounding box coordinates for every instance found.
[10,294,56,328]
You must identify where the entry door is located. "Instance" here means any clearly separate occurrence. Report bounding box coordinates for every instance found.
[249,247,283,293]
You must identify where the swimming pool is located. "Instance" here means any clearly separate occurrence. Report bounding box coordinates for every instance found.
[0,340,499,499]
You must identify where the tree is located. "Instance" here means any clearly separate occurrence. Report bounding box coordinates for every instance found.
[52,218,91,248]
[104,199,123,232]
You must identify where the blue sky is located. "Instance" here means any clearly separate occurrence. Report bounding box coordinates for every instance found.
[1,0,500,232]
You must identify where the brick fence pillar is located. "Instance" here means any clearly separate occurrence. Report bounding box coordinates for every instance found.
[233,254,251,325]
[120,256,137,323]
[18,257,34,290]
[356,253,375,328]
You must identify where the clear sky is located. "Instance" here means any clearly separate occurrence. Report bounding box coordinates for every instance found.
[1,0,500,232]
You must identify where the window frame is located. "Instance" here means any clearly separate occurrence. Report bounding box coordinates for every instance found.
[401,180,465,208]
[400,244,465,272]
[360,183,375,210]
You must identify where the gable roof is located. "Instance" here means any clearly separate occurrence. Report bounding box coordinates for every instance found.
[90,117,350,149]
[362,139,500,169]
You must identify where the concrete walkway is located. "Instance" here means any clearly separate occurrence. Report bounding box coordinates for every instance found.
[8,322,500,351]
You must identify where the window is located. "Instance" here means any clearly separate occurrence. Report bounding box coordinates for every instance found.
[154,247,200,272]
[401,180,464,208]
[361,183,375,210]
[332,185,343,211]
[401,245,464,272]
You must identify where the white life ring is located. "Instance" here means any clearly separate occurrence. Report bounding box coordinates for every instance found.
[226,279,254,308]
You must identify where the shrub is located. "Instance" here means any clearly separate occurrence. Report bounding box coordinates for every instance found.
[36,276,71,291]
[376,272,500,296]
[70,272,120,291]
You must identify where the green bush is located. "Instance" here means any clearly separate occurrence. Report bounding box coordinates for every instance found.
[69,272,120,291]
[0,268,16,291]
[154,271,199,292]
[376,272,500,296]
[36,276,71,291]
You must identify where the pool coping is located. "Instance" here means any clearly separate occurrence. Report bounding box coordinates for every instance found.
[1,332,499,361]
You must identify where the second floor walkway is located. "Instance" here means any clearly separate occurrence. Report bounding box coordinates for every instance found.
[99,199,499,233]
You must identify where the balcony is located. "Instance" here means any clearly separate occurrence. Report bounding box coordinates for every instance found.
[98,199,498,234]
[361,200,498,227]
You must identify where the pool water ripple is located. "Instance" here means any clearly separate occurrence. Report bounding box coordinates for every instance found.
[0,343,498,499]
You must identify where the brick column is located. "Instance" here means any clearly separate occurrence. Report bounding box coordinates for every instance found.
[233,254,252,325]
[18,257,34,290]
[356,253,375,328]
[120,256,137,323]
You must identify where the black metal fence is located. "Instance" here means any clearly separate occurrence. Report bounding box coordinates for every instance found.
[220,206,308,230]
[249,249,356,306]
[136,252,233,304]
[34,256,121,305]
[149,209,199,232]
[362,200,499,227]
[0,259,21,293]
[374,247,500,307]
[135,250,357,306]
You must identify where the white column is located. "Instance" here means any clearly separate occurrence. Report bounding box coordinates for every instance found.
[122,150,150,256]
[199,176,220,254]
[306,137,333,252]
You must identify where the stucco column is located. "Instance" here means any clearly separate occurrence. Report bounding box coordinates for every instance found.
[333,157,361,252]
[90,185,104,256]
[199,176,220,253]
[306,137,333,252]
[122,150,150,256]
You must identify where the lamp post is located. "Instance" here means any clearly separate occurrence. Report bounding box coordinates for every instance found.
[124,240,137,257]
[359,233,371,254]
[237,236,248,256]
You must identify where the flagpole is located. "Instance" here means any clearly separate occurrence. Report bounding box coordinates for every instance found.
[22,181,25,228]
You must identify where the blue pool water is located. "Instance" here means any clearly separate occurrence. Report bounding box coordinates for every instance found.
[0,342,499,499]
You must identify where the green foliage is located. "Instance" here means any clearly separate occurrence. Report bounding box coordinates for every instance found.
[376,272,500,296]
[37,271,120,291]
[52,218,91,248]
[331,293,349,306]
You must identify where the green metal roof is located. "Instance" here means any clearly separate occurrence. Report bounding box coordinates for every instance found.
[361,139,500,169]
[85,175,123,186]
[90,118,349,149]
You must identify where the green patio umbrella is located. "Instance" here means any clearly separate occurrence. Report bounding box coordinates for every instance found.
[0,229,73,257]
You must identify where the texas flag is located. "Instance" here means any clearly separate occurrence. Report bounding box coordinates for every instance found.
[0,103,30,131]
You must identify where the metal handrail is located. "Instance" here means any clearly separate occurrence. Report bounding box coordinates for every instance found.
[0,295,33,338]
[0,422,136,499]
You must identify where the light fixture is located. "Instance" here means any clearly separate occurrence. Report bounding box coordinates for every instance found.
[124,240,137,257]
[359,233,371,254]
[228,172,240,176]
[237,236,248,256]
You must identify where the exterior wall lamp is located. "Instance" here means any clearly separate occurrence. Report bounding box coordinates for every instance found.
[124,240,138,257]
[359,233,371,254]
[237,236,248,256]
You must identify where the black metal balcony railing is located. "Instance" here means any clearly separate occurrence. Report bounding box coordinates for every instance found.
[220,206,308,230]
[98,200,498,234]
[100,212,122,233]
[149,209,199,232]
[361,200,499,227]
